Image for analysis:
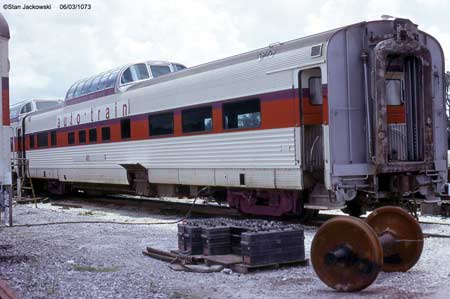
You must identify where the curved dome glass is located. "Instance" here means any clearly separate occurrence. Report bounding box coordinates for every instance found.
[65,67,120,100]
[65,61,186,101]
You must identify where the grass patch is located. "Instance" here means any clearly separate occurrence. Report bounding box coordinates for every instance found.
[72,264,119,273]
[78,210,95,216]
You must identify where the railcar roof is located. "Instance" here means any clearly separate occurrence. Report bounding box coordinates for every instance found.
[129,26,343,92]
[10,98,61,108]
[129,19,438,92]
[62,22,360,102]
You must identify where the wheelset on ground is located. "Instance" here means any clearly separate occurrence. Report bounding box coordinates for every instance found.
[311,206,423,292]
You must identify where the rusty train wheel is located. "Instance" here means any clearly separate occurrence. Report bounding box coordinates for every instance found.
[311,217,383,292]
[366,206,423,272]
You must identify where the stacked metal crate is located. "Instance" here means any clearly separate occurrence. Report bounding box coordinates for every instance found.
[177,219,305,266]
[241,229,305,265]
[177,223,203,255]
[201,226,231,255]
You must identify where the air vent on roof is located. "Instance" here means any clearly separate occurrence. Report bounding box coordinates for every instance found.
[311,44,323,57]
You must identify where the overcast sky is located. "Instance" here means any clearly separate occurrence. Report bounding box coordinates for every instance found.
[2,0,450,104]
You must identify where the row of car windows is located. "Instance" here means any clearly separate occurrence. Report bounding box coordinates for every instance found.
[30,127,109,149]
[28,98,261,149]
[120,64,176,85]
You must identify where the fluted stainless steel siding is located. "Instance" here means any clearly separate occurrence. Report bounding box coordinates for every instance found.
[388,123,408,161]
[27,127,303,189]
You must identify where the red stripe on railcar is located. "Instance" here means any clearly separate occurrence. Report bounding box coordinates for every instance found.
[302,98,323,125]
[2,77,10,125]
[212,103,222,133]
[20,87,331,151]
[130,118,149,140]
[300,86,328,125]
[261,97,297,128]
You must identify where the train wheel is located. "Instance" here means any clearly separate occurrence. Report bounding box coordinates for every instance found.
[366,206,423,272]
[311,216,383,291]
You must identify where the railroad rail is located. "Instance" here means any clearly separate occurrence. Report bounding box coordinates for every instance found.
[307,214,450,240]
[57,194,242,218]
[13,194,450,237]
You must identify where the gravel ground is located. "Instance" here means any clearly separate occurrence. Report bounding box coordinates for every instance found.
[0,201,449,299]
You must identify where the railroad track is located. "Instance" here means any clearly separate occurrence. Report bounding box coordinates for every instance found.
[306,213,450,238]
[308,214,450,227]
[18,194,450,239]
[420,220,450,226]
[45,194,242,218]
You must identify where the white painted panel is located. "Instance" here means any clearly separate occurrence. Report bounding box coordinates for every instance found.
[73,155,88,162]
[28,168,37,177]
[148,168,179,184]
[275,169,302,189]
[179,169,215,185]
[58,167,128,185]
[32,168,58,179]
[323,125,332,189]
[243,169,276,189]
[88,154,107,162]
[214,169,242,187]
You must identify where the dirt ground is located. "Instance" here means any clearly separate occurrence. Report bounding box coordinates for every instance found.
[0,200,449,299]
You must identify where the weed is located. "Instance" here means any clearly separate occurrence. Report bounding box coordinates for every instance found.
[72,264,119,273]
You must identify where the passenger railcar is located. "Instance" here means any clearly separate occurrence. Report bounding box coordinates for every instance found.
[15,18,447,217]
[10,99,62,123]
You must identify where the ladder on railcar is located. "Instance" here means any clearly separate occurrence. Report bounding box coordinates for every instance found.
[11,157,37,207]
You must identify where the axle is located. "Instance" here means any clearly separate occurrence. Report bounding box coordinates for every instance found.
[312,206,423,292]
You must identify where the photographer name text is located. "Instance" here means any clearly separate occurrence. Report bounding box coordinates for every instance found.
[3,3,92,10]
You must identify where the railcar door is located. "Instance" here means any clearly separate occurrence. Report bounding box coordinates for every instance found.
[385,66,407,161]
[385,56,424,163]
[299,67,326,187]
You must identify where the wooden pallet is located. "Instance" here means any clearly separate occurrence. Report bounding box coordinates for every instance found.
[230,259,309,274]
[203,254,243,266]
[162,250,308,274]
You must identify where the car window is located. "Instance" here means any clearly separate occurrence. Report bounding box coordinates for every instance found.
[10,106,20,119]
[35,101,60,110]
[150,65,171,78]
[20,103,32,114]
